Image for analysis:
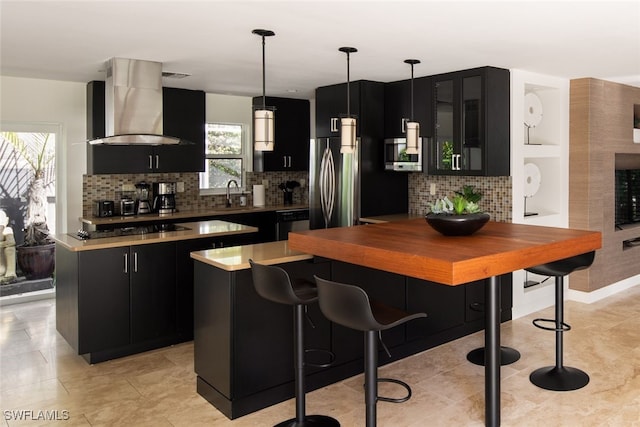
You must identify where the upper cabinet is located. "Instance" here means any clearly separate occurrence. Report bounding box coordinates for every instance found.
[315,80,384,139]
[253,96,310,172]
[86,82,205,174]
[384,76,432,139]
[426,67,510,176]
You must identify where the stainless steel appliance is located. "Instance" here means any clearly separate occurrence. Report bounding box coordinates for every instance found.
[135,181,152,214]
[309,137,408,229]
[384,137,423,172]
[152,182,176,214]
[276,208,310,241]
[119,198,136,216]
[93,200,114,217]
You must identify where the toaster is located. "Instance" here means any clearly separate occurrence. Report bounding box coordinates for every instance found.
[94,200,114,217]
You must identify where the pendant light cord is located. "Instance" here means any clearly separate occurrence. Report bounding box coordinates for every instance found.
[261,34,266,110]
[346,50,350,117]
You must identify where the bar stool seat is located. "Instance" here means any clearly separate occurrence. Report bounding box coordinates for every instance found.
[525,251,595,391]
[250,260,339,427]
[314,275,427,427]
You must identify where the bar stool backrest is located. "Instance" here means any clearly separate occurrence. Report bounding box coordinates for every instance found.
[249,259,301,305]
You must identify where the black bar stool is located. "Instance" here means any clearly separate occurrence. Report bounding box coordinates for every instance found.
[525,251,595,391]
[314,275,427,427]
[250,260,340,427]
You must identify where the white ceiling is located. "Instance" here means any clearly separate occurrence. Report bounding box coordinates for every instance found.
[1,0,639,99]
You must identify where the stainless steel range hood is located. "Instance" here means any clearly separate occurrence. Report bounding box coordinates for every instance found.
[88,58,181,145]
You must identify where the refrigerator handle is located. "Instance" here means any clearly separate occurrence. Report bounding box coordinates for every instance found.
[319,144,335,228]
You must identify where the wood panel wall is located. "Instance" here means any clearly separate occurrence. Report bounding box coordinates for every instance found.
[569,78,640,292]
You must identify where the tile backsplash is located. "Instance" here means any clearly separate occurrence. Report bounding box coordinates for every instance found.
[83,171,511,222]
[82,171,309,218]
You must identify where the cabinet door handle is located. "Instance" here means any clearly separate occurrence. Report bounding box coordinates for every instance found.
[401,118,408,134]
[133,252,138,273]
[148,155,153,170]
[283,156,287,168]
[330,117,339,132]
[288,156,292,167]
[124,253,128,273]
[155,155,159,169]
[452,154,462,171]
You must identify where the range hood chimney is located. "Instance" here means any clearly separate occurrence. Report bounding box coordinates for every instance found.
[88,58,181,145]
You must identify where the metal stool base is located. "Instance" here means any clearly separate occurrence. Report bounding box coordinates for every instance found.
[466,346,521,366]
[275,415,341,427]
[529,365,589,391]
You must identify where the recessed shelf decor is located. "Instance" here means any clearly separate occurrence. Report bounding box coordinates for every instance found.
[524,92,543,145]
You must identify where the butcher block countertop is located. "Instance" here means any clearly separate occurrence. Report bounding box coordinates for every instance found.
[190,241,312,272]
[53,220,258,252]
[288,218,602,285]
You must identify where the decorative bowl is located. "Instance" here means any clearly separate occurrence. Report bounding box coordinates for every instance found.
[425,212,490,236]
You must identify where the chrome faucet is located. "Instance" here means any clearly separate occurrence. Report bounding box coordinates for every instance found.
[226,179,239,207]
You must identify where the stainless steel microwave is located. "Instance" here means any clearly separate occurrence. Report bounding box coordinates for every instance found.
[384,138,423,172]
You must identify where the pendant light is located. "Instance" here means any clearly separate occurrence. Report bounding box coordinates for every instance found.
[252,29,276,151]
[404,59,420,154]
[339,47,357,154]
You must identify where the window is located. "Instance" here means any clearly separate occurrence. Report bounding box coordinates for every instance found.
[199,123,248,193]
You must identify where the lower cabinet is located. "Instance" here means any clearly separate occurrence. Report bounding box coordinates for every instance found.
[193,256,514,420]
[76,242,177,356]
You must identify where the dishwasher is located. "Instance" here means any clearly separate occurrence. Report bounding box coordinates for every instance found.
[276,208,310,241]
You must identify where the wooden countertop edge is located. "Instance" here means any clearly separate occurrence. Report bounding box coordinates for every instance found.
[288,220,602,285]
[190,241,313,271]
[53,220,258,252]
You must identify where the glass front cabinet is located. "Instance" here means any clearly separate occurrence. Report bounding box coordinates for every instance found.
[428,67,510,176]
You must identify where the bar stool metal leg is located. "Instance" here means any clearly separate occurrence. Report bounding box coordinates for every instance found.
[364,330,377,427]
[529,276,589,391]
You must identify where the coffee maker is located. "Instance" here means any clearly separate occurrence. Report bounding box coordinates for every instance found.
[152,182,177,214]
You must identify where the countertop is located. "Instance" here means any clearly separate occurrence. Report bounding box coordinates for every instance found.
[359,213,422,224]
[53,220,259,252]
[190,240,312,271]
[288,218,602,285]
[82,204,308,227]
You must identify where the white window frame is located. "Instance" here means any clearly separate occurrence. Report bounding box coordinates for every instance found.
[199,122,252,196]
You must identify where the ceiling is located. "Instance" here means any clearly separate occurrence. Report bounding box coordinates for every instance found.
[1,1,639,100]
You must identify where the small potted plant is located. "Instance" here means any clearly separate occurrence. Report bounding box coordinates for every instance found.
[425,185,490,236]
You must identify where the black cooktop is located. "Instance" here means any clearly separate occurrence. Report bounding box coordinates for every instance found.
[73,224,189,240]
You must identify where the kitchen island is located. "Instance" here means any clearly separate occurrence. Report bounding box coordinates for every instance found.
[288,218,602,427]
[54,220,258,363]
[191,240,514,419]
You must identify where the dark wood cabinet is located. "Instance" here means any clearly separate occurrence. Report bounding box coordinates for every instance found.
[253,96,310,172]
[130,242,177,342]
[384,76,432,139]
[77,247,130,354]
[427,66,510,176]
[86,82,205,174]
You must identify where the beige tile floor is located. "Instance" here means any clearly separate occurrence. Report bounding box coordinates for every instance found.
[1,285,640,426]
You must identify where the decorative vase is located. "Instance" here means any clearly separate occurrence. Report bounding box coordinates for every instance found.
[425,213,490,236]
[16,243,55,280]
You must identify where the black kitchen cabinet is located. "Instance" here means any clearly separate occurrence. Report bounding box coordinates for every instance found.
[427,66,510,176]
[194,259,331,419]
[130,242,177,343]
[253,96,310,172]
[86,82,205,174]
[76,247,130,354]
[316,80,384,139]
[384,76,432,139]
[464,274,513,323]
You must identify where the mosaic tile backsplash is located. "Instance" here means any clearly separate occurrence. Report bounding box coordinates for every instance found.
[83,172,511,222]
[82,171,309,218]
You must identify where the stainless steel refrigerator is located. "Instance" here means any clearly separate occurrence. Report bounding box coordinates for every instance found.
[309,137,408,229]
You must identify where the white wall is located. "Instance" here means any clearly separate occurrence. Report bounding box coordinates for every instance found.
[0,76,86,234]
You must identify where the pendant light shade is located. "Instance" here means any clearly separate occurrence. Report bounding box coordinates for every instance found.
[339,47,357,154]
[404,59,421,155]
[252,29,275,151]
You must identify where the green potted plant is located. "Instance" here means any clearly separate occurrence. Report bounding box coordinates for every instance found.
[2,132,55,280]
[425,185,489,236]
